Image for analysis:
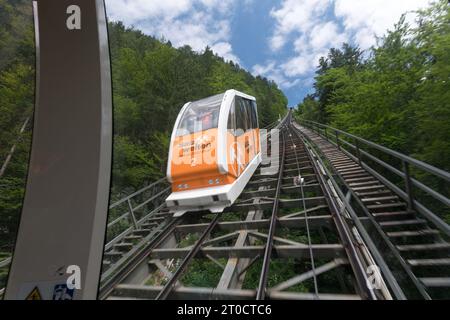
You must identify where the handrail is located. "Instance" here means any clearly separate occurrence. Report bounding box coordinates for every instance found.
[0,257,11,268]
[300,120,450,183]
[109,177,167,209]
[106,178,170,244]
[107,183,169,227]
[297,119,450,236]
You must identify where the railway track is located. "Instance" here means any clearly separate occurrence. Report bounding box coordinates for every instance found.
[102,114,386,300]
[1,113,448,300]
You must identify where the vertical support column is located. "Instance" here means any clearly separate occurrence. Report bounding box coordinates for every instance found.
[403,161,415,211]
[335,131,341,150]
[5,0,112,300]
[0,117,31,179]
[355,139,362,165]
[127,199,139,229]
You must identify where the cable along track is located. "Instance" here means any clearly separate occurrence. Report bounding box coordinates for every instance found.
[103,115,385,300]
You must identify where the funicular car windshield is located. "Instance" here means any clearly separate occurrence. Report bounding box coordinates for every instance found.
[176,93,224,137]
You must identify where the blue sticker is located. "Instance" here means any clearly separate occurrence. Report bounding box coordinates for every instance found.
[52,284,74,300]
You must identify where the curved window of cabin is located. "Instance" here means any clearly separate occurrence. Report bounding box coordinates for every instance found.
[248,101,258,129]
[176,93,224,137]
[235,97,249,136]
[243,99,257,129]
[251,101,259,129]
[244,99,251,129]
[227,100,236,134]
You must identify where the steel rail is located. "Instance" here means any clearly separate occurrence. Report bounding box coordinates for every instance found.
[286,126,319,296]
[345,177,431,299]
[299,131,405,299]
[155,214,222,300]
[98,216,180,299]
[255,117,287,300]
[335,165,432,299]
[292,124,376,300]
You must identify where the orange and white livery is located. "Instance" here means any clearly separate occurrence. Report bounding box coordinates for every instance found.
[166,90,262,216]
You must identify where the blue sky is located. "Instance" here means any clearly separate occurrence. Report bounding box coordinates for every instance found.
[105,0,432,107]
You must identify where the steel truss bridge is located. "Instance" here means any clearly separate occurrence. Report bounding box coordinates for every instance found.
[1,112,449,300]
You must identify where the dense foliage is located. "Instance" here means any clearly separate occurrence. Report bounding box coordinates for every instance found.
[0,0,287,249]
[0,0,34,250]
[296,1,450,174]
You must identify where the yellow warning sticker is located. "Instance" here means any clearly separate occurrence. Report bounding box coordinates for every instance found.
[25,286,42,300]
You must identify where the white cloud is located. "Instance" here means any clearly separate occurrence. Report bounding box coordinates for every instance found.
[266,0,348,91]
[310,22,347,51]
[281,56,310,77]
[211,42,241,64]
[105,0,240,62]
[334,0,431,48]
[264,0,432,96]
[269,0,331,52]
[106,0,192,22]
[252,61,276,76]
[270,35,287,52]
[252,61,301,89]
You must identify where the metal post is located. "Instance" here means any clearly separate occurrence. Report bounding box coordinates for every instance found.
[403,161,415,211]
[0,117,30,179]
[335,131,340,150]
[355,139,362,165]
[127,199,139,229]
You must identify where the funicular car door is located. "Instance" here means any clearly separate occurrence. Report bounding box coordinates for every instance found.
[227,95,257,179]
[250,100,260,156]
[244,98,258,161]
[236,96,254,170]
[226,99,238,180]
[226,99,239,179]
[227,96,246,178]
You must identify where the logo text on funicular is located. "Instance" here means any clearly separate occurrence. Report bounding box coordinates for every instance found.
[172,122,280,174]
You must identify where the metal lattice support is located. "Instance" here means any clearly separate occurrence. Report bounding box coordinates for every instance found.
[103,114,384,300]
[3,113,448,300]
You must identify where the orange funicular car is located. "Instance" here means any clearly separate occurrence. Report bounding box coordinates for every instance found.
[166,90,262,216]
